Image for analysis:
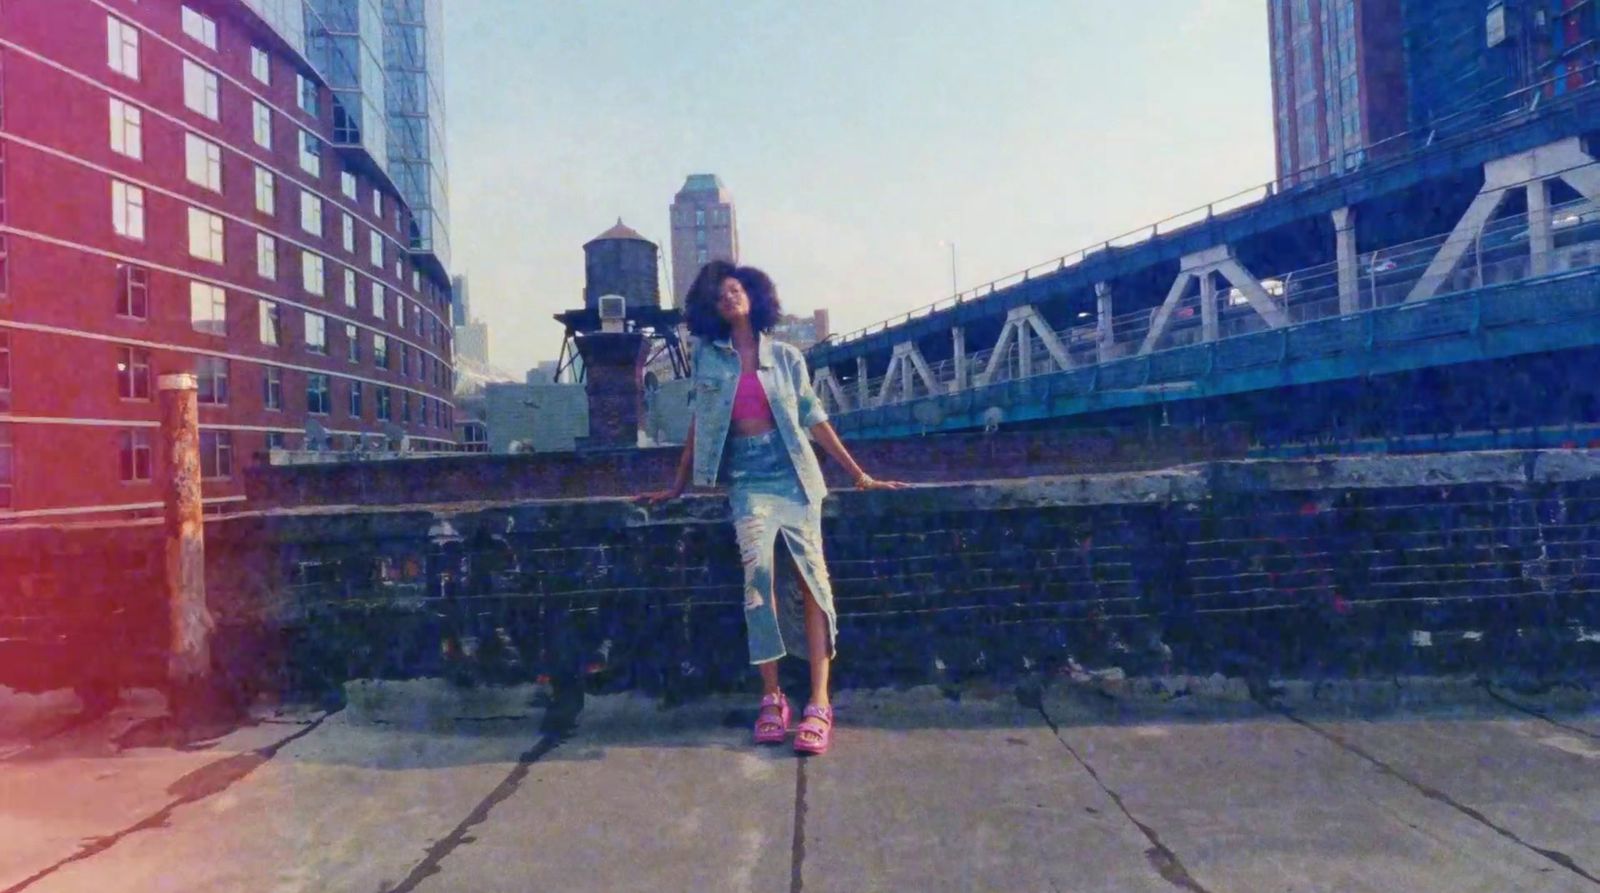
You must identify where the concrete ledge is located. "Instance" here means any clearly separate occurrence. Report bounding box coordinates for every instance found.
[210,449,1600,540]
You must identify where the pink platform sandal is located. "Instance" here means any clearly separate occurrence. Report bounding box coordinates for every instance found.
[793,704,834,756]
[753,692,791,745]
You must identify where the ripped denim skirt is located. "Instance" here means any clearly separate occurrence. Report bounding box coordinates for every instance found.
[722,429,839,664]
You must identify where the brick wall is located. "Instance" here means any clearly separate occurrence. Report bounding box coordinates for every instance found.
[14,450,1600,702]
[209,450,1600,700]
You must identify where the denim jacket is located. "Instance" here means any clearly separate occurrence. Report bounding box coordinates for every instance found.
[690,333,831,504]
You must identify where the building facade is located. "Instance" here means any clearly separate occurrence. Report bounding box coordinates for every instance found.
[0,0,456,520]
[1267,0,1406,185]
[668,174,738,307]
[1270,0,1600,186]
[770,308,831,352]
[1403,0,1600,144]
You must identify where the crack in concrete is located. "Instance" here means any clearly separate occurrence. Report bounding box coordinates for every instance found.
[1,711,334,893]
[381,684,583,893]
[1276,709,1600,887]
[1034,703,1213,893]
[790,759,809,893]
[1482,685,1600,744]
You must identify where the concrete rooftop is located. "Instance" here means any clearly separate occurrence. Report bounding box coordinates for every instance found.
[2,678,1598,893]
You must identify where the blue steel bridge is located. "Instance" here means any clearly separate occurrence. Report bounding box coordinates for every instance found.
[804,91,1600,455]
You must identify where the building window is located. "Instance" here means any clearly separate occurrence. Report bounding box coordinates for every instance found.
[695,209,705,225]
[343,267,357,307]
[116,345,151,400]
[401,392,411,423]
[196,355,229,404]
[109,98,143,160]
[341,171,357,200]
[0,424,11,508]
[255,166,276,215]
[256,233,277,280]
[263,365,282,410]
[119,430,152,482]
[376,385,391,420]
[252,101,272,149]
[345,323,359,362]
[258,299,281,346]
[182,60,219,121]
[181,6,218,50]
[112,181,145,240]
[297,73,318,117]
[188,208,224,262]
[0,236,7,300]
[369,230,383,268]
[697,248,708,264]
[117,264,149,319]
[298,130,321,177]
[304,312,327,353]
[107,16,140,80]
[374,334,389,369]
[300,192,323,236]
[342,213,354,252]
[348,379,363,417]
[400,344,410,378]
[189,281,226,335]
[306,372,330,414]
[250,46,270,84]
[371,283,385,319]
[199,430,232,478]
[396,297,407,330]
[184,133,222,191]
[302,251,325,296]
[372,190,381,217]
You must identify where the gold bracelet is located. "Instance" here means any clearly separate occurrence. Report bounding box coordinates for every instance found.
[853,472,872,487]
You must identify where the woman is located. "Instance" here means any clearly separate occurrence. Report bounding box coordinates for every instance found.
[641,261,904,756]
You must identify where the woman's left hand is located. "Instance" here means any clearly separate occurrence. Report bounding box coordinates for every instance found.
[854,474,908,490]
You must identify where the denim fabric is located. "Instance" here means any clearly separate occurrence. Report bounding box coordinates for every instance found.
[690,335,830,506]
[724,430,839,664]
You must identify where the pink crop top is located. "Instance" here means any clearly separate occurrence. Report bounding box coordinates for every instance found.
[730,369,773,422]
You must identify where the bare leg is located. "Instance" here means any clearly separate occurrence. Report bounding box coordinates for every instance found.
[797,574,832,708]
[758,658,781,698]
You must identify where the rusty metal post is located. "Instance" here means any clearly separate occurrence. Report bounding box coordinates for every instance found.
[158,373,213,715]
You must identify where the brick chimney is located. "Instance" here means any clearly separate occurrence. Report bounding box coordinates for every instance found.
[573,331,649,450]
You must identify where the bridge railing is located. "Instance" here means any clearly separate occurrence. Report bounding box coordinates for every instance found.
[824,68,1600,352]
[837,196,1600,410]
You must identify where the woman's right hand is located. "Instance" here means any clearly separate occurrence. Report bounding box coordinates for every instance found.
[638,487,684,505]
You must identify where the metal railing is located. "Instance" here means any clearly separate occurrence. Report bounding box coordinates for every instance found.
[836,195,1600,412]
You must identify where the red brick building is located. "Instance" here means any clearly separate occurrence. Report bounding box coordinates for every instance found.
[0,0,457,521]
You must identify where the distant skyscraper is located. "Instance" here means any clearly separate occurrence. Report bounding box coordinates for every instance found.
[669,175,739,306]
[450,274,471,326]
[449,275,488,366]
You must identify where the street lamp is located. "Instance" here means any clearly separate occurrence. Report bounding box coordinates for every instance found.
[938,240,958,298]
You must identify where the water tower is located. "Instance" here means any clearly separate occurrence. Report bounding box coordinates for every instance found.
[553,220,686,449]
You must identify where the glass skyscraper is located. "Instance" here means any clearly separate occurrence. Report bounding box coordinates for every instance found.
[383,0,450,270]
[251,0,449,272]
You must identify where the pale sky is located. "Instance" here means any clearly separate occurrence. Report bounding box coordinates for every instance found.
[442,1,1275,375]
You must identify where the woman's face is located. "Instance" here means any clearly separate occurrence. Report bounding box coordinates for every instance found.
[716,276,750,324]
